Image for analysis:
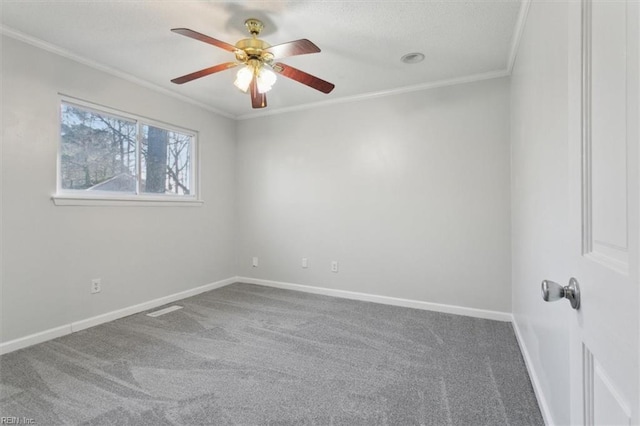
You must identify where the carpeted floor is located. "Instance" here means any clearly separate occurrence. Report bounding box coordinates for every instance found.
[0,283,543,425]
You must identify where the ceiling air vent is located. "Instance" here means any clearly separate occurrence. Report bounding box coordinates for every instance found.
[401,52,425,64]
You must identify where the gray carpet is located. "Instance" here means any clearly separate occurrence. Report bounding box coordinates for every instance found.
[0,283,543,425]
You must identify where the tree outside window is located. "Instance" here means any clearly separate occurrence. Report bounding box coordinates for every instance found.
[60,102,195,197]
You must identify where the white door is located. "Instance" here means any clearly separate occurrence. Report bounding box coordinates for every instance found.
[565,0,639,424]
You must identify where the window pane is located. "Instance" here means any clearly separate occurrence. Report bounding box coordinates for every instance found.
[140,124,192,195]
[60,103,137,192]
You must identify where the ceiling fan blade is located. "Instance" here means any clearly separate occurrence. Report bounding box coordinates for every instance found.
[273,62,335,94]
[171,62,238,85]
[264,39,320,59]
[250,78,267,109]
[171,28,238,53]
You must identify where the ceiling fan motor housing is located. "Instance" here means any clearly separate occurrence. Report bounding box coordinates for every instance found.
[234,38,273,63]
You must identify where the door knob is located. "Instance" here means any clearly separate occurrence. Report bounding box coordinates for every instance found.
[541,278,580,310]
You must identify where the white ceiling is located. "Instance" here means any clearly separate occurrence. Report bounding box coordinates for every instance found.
[1,0,524,119]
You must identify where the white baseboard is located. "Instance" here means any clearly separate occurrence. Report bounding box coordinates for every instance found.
[70,276,236,333]
[0,276,237,355]
[512,316,553,425]
[1,276,511,355]
[238,277,512,322]
[0,324,72,356]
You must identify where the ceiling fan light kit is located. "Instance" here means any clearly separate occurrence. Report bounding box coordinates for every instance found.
[171,18,335,109]
[233,59,277,94]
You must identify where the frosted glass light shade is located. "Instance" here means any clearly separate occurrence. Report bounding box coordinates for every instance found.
[234,66,253,93]
[256,67,277,93]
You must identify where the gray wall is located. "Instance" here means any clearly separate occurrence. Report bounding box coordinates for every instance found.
[510,2,571,425]
[235,78,512,313]
[1,36,237,342]
[2,35,513,346]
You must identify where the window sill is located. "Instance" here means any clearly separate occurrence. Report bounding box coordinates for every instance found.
[52,195,204,207]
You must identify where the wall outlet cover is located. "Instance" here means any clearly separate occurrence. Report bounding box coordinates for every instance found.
[91,278,101,294]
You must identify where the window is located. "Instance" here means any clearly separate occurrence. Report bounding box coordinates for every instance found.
[55,99,199,205]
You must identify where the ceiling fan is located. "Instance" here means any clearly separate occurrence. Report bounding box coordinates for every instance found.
[170,19,335,109]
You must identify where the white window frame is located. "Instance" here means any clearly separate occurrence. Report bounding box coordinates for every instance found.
[53,96,202,207]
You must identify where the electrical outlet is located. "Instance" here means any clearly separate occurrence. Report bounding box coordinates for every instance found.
[302,257,308,268]
[331,261,339,273]
[91,278,101,294]
[252,257,259,267]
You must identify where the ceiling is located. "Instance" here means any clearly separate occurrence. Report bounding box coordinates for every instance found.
[1,1,524,119]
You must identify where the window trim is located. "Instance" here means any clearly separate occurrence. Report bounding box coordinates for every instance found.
[51,194,204,207]
[54,95,202,206]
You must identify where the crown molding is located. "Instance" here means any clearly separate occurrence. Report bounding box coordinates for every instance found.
[2,13,525,122]
[507,0,532,73]
[236,69,510,120]
[0,25,236,120]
